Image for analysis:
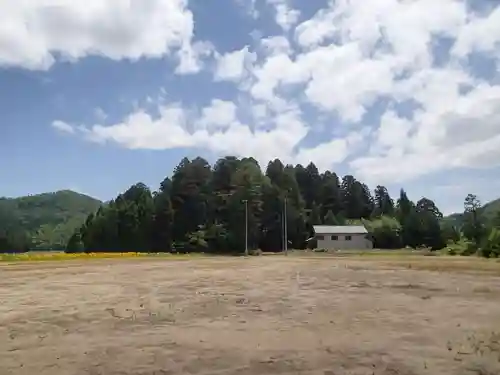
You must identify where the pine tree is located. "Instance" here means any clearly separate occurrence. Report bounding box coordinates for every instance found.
[151,192,174,252]
[324,210,339,225]
[319,171,341,218]
[372,185,394,217]
[295,162,321,209]
[463,194,484,248]
[309,202,322,225]
[170,157,212,245]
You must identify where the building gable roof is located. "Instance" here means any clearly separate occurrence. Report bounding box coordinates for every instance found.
[313,225,368,234]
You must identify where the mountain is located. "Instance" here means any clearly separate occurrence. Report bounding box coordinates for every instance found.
[0,190,102,250]
[443,197,500,227]
[482,198,500,221]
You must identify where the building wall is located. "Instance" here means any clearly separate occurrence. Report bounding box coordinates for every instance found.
[316,233,372,250]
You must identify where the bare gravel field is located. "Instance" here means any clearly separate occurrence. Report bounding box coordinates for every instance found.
[1,256,500,375]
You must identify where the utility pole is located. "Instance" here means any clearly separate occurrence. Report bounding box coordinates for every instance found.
[281,211,285,253]
[284,196,288,256]
[242,199,248,256]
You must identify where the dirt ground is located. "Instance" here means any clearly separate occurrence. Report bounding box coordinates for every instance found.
[1,256,500,375]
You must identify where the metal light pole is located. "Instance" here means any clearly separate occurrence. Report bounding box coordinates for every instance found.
[284,196,288,256]
[242,199,248,256]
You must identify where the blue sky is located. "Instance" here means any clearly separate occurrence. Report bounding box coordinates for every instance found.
[0,0,499,214]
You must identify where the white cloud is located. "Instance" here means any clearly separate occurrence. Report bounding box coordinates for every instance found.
[196,99,237,131]
[295,135,361,172]
[370,111,413,157]
[86,105,196,150]
[452,6,500,58]
[51,120,75,134]
[351,81,500,184]
[294,5,336,48]
[214,47,256,82]
[302,46,397,121]
[57,102,313,169]
[0,0,200,71]
[175,41,214,75]
[266,0,300,32]
[260,36,291,56]
[48,0,500,186]
[244,0,500,181]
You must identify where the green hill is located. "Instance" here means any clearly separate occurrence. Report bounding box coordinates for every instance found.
[0,190,102,250]
[482,198,500,221]
[443,197,500,227]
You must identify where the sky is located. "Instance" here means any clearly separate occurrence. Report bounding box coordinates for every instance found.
[0,0,499,214]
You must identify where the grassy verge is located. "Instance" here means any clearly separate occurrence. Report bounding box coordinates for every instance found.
[0,252,207,262]
[381,256,500,275]
[343,250,500,274]
[285,249,500,275]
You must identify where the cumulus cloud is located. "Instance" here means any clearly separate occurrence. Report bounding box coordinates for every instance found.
[214,47,256,82]
[0,0,202,71]
[51,120,75,134]
[351,81,500,184]
[452,6,500,57]
[62,102,316,169]
[260,36,292,56]
[47,0,500,183]
[175,41,214,75]
[266,0,300,32]
[196,99,238,131]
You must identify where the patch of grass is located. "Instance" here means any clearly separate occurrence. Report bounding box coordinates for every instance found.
[355,249,429,257]
[382,257,500,276]
[0,252,206,262]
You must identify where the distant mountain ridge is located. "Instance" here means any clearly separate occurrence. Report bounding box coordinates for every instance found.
[0,190,102,250]
[444,197,500,226]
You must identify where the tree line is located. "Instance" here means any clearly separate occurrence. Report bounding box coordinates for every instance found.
[63,156,499,256]
[0,204,31,252]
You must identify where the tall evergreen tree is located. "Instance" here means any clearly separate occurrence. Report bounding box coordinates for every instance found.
[295,162,321,209]
[396,189,413,220]
[265,160,307,248]
[372,185,395,217]
[319,171,341,219]
[323,210,339,225]
[309,202,322,226]
[260,183,285,251]
[340,175,366,219]
[150,191,174,252]
[170,157,212,245]
[463,194,484,248]
[415,198,444,249]
[359,183,374,218]
[209,157,241,250]
[226,159,268,251]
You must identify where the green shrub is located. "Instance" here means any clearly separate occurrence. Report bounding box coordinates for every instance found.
[446,247,457,256]
[480,228,500,258]
[444,237,476,256]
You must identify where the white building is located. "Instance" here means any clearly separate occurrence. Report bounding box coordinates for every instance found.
[313,225,372,250]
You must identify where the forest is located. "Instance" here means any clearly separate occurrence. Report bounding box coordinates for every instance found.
[0,191,101,252]
[60,156,500,257]
[1,156,499,257]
